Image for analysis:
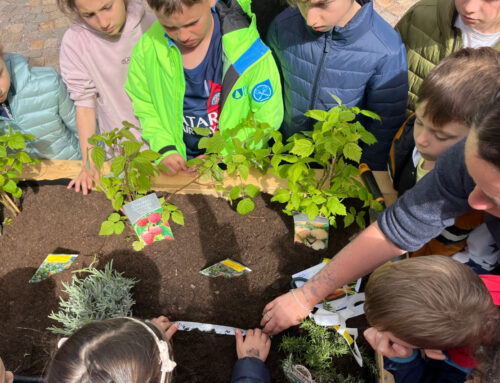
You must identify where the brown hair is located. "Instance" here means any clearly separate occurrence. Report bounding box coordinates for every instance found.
[0,44,4,59]
[147,0,205,14]
[418,47,500,129]
[57,0,129,18]
[45,318,173,383]
[364,256,498,350]
[286,0,353,6]
[472,91,500,169]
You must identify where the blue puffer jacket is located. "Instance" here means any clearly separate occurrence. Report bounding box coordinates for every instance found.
[266,1,408,170]
[0,54,81,160]
[231,357,270,383]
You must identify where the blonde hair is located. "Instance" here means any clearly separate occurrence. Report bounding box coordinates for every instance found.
[147,0,205,14]
[45,318,174,383]
[364,256,498,350]
[57,0,129,18]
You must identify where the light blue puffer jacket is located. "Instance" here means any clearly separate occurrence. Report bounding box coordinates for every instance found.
[266,1,408,170]
[0,54,81,160]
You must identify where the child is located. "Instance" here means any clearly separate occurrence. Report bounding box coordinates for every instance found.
[363,255,500,383]
[45,315,271,383]
[45,316,178,383]
[0,44,80,160]
[389,47,499,270]
[0,357,13,383]
[125,0,283,175]
[58,0,155,194]
[266,0,408,170]
[396,0,500,115]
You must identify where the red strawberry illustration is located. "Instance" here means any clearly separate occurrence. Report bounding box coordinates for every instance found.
[136,218,149,227]
[141,231,155,245]
[164,235,174,241]
[148,212,161,224]
[150,226,162,236]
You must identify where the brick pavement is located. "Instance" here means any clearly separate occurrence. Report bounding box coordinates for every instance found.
[0,0,418,73]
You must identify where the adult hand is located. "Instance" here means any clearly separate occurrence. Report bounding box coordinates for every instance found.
[161,153,188,176]
[235,328,271,362]
[150,315,178,341]
[67,166,99,195]
[260,290,312,335]
[363,327,414,359]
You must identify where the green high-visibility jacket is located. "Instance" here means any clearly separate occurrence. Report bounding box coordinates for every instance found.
[396,0,500,115]
[125,0,283,159]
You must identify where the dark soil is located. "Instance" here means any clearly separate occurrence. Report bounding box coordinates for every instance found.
[0,182,374,382]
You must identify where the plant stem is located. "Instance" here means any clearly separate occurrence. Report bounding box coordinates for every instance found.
[0,191,20,215]
[318,156,337,190]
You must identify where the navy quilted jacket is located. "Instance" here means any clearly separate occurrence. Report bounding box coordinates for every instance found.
[266,1,408,170]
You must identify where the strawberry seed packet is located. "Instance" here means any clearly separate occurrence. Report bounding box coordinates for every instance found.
[122,193,174,246]
[29,254,78,283]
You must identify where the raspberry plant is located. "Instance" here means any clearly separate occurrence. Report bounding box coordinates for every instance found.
[270,95,382,228]
[89,122,183,249]
[0,126,39,216]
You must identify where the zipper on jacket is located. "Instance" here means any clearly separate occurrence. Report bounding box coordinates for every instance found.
[308,32,329,120]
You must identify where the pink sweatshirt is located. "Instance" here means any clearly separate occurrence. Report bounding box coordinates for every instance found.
[59,0,155,140]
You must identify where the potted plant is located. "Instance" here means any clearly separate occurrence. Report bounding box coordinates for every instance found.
[0,127,39,218]
[269,96,382,249]
[280,318,377,383]
[48,260,136,335]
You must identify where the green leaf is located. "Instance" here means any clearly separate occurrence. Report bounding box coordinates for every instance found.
[359,129,378,145]
[172,210,184,226]
[91,146,106,170]
[356,211,366,228]
[244,184,260,198]
[199,133,225,153]
[329,93,343,106]
[108,212,121,222]
[236,198,255,215]
[344,213,354,228]
[291,139,314,158]
[193,127,211,136]
[112,195,124,211]
[305,203,319,221]
[327,197,347,216]
[111,156,126,176]
[271,189,290,203]
[0,146,6,157]
[339,110,356,122]
[133,241,145,251]
[232,154,246,163]
[305,109,328,122]
[360,109,381,121]
[12,187,22,198]
[99,221,115,235]
[16,151,32,164]
[122,141,142,156]
[3,179,16,193]
[114,221,125,234]
[8,134,26,150]
[312,195,326,205]
[139,150,161,162]
[229,185,242,201]
[238,164,249,180]
[343,143,362,163]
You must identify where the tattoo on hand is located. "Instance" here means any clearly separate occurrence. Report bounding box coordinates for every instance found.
[246,348,260,358]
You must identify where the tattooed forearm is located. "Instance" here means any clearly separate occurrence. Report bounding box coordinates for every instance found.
[246,348,260,358]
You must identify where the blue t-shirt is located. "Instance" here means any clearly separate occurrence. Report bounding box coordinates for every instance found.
[181,10,223,158]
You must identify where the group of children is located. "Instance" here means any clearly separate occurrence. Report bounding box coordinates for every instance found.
[1,0,500,381]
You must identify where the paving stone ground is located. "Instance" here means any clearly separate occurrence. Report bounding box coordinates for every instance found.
[0,0,418,73]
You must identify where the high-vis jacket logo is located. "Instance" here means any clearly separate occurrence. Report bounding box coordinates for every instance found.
[232,85,248,100]
[251,79,273,102]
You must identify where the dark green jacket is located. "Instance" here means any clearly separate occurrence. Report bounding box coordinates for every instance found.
[396,0,500,114]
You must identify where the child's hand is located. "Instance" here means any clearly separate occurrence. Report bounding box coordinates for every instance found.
[364,327,414,359]
[67,166,99,195]
[161,154,188,175]
[150,316,178,341]
[235,328,271,362]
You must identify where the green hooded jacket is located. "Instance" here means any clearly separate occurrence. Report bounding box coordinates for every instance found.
[125,0,283,159]
[396,0,500,115]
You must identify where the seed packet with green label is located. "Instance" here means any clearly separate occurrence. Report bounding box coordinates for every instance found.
[200,258,251,278]
[29,254,78,283]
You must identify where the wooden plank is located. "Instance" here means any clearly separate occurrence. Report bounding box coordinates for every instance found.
[376,352,395,383]
[20,160,398,203]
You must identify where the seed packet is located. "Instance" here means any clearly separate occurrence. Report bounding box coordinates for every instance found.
[293,213,329,250]
[29,254,78,283]
[122,193,174,246]
[200,258,251,278]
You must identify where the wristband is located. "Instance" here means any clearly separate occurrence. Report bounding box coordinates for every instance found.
[290,289,312,313]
